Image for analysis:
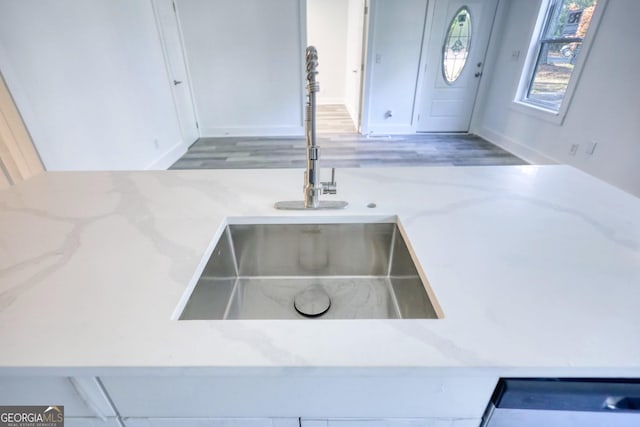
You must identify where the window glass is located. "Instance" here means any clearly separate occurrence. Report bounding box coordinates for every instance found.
[443,7,472,84]
[526,0,599,111]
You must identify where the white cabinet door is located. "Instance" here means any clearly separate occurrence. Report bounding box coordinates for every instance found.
[123,419,298,427]
[0,376,113,418]
[301,419,481,427]
[66,418,122,427]
[100,374,495,419]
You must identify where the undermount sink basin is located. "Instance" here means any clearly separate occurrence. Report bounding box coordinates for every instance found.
[177,219,442,320]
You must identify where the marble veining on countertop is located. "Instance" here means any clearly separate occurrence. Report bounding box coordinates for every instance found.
[0,165,639,373]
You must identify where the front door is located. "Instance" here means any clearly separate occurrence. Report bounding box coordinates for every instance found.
[416,0,498,132]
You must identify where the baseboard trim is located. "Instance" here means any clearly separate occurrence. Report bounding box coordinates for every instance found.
[200,126,304,137]
[146,141,188,170]
[366,124,415,135]
[475,126,557,165]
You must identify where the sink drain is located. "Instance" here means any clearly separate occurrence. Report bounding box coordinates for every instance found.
[294,285,331,317]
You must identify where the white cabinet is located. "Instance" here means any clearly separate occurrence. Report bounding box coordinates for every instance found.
[0,375,492,427]
[0,376,118,426]
[122,419,298,427]
[66,418,122,427]
[120,419,480,427]
[100,374,496,419]
[0,376,95,416]
[301,420,481,427]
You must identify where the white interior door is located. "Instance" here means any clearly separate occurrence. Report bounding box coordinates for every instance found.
[416,0,498,132]
[152,0,199,145]
[345,0,366,131]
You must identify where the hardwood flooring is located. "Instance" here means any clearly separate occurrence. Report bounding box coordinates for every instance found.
[171,133,526,169]
[317,104,356,134]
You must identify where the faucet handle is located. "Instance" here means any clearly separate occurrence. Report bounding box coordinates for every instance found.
[322,168,338,195]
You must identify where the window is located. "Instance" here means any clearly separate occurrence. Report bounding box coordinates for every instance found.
[443,7,472,84]
[520,0,601,113]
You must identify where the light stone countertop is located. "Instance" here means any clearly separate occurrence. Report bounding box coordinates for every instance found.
[0,165,639,375]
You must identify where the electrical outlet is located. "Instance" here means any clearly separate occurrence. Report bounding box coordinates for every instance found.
[585,141,598,155]
[153,138,160,150]
[375,54,382,64]
[512,50,521,59]
[569,144,579,156]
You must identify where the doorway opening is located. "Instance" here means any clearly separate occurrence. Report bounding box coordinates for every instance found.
[306,0,368,135]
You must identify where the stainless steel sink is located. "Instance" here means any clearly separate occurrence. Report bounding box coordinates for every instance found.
[179,220,441,320]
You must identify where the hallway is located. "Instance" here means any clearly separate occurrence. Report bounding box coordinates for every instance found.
[317,104,357,134]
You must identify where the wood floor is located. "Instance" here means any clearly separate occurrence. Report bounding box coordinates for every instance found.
[317,104,357,134]
[171,104,525,170]
[171,132,526,169]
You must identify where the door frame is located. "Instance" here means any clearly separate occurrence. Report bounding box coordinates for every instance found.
[411,0,436,132]
[356,0,371,133]
[299,0,308,132]
[151,0,200,147]
[0,71,44,187]
[360,0,431,135]
[358,0,376,135]
[303,0,369,134]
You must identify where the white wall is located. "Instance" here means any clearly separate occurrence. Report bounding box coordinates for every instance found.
[473,0,640,197]
[0,0,184,170]
[307,0,349,105]
[177,0,305,137]
[364,0,428,134]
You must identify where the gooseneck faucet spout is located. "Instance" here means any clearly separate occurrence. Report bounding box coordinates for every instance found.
[275,46,347,211]
[304,46,321,208]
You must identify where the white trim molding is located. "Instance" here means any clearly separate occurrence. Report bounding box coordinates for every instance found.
[476,126,557,165]
[199,126,305,138]
[366,124,415,135]
[145,140,188,170]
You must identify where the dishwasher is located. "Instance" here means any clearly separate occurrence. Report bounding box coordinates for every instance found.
[481,379,640,427]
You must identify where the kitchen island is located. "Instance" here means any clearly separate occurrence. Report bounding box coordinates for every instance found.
[1,166,639,426]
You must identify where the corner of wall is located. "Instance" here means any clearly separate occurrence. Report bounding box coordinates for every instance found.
[475,125,557,165]
[469,0,511,134]
[145,140,188,170]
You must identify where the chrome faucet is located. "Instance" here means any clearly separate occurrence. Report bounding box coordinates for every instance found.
[275,46,348,210]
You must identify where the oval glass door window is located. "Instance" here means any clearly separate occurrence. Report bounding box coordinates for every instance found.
[443,7,472,84]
